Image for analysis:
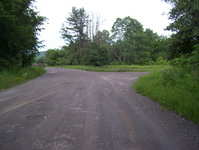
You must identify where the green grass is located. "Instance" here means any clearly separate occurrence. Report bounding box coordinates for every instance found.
[0,67,46,90]
[59,65,170,72]
[133,71,199,124]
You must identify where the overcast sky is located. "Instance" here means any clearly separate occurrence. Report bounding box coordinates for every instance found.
[34,0,172,51]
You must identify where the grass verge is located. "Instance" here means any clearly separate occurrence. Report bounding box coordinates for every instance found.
[59,65,170,72]
[133,71,199,124]
[0,67,46,90]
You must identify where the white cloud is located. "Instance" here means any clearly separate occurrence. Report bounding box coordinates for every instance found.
[35,0,171,51]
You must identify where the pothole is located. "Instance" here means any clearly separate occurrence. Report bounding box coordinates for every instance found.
[24,114,48,120]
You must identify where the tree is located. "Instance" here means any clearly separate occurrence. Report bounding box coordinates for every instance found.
[111,16,143,41]
[86,13,102,41]
[0,0,46,69]
[61,7,89,64]
[45,49,59,66]
[44,48,71,66]
[61,7,88,44]
[61,7,107,65]
[151,35,170,61]
[111,16,171,65]
[111,17,151,64]
[163,0,199,58]
[83,42,110,66]
[94,30,111,46]
[144,29,169,61]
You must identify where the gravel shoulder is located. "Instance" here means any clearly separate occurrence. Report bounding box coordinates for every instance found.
[0,67,199,150]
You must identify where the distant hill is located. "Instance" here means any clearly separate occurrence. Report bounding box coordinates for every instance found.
[37,51,46,59]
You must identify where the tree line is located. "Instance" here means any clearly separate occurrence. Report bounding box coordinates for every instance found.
[1,0,198,69]
[39,7,170,66]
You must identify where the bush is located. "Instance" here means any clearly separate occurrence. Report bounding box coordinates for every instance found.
[170,44,199,78]
[134,46,199,124]
[57,58,70,65]
[190,45,199,78]
[155,56,169,65]
[83,43,110,66]
[145,60,156,65]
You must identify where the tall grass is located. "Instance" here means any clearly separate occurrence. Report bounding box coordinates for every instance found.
[133,69,199,124]
[60,65,170,72]
[0,67,46,90]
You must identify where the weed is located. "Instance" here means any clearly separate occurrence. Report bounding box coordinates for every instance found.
[133,71,199,124]
[0,67,46,90]
[59,65,170,72]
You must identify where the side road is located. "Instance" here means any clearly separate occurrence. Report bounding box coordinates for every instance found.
[0,67,198,150]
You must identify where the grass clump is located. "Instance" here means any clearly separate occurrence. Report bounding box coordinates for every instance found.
[133,68,199,124]
[0,67,46,90]
[133,47,199,124]
[60,65,170,72]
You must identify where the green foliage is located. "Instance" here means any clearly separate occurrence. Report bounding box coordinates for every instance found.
[133,71,199,124]
[61,7,89,64]
[61,7,88,44]
[0,0,46,69]
[134,44,199,124]
[45,49,59,66]
[111,17,144,64]
[163,0,199,58]
[60,65,170,72]
[111,17,144,41]
[170,55,190,70]
[44,49,69,66]
[83,43,110,66]
[155,56,169,65]
[94,30,111,46]
[170,45,199,78]
[191,44,199,77]
[84,48,99,66]
[59,7,170,66]
[110,16,169,65]
[0,67,46,90]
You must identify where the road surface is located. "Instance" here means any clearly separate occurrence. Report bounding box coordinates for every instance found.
[0,67,199,150]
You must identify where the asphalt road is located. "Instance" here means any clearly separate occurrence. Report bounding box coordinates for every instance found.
[0,67,199,150]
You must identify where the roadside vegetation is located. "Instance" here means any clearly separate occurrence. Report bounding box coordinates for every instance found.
[0,67,46,90]
[134,46,199,124]
[133,0,199,124]
[0,0,46,90]
[60,65,170,72]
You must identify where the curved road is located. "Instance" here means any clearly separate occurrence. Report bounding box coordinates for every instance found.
[0,67,199,150]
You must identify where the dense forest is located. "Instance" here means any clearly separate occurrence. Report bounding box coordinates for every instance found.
[0,0,199,70]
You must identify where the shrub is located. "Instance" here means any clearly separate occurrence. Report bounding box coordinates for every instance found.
[83,43,110,66]
[156,56,169,65]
